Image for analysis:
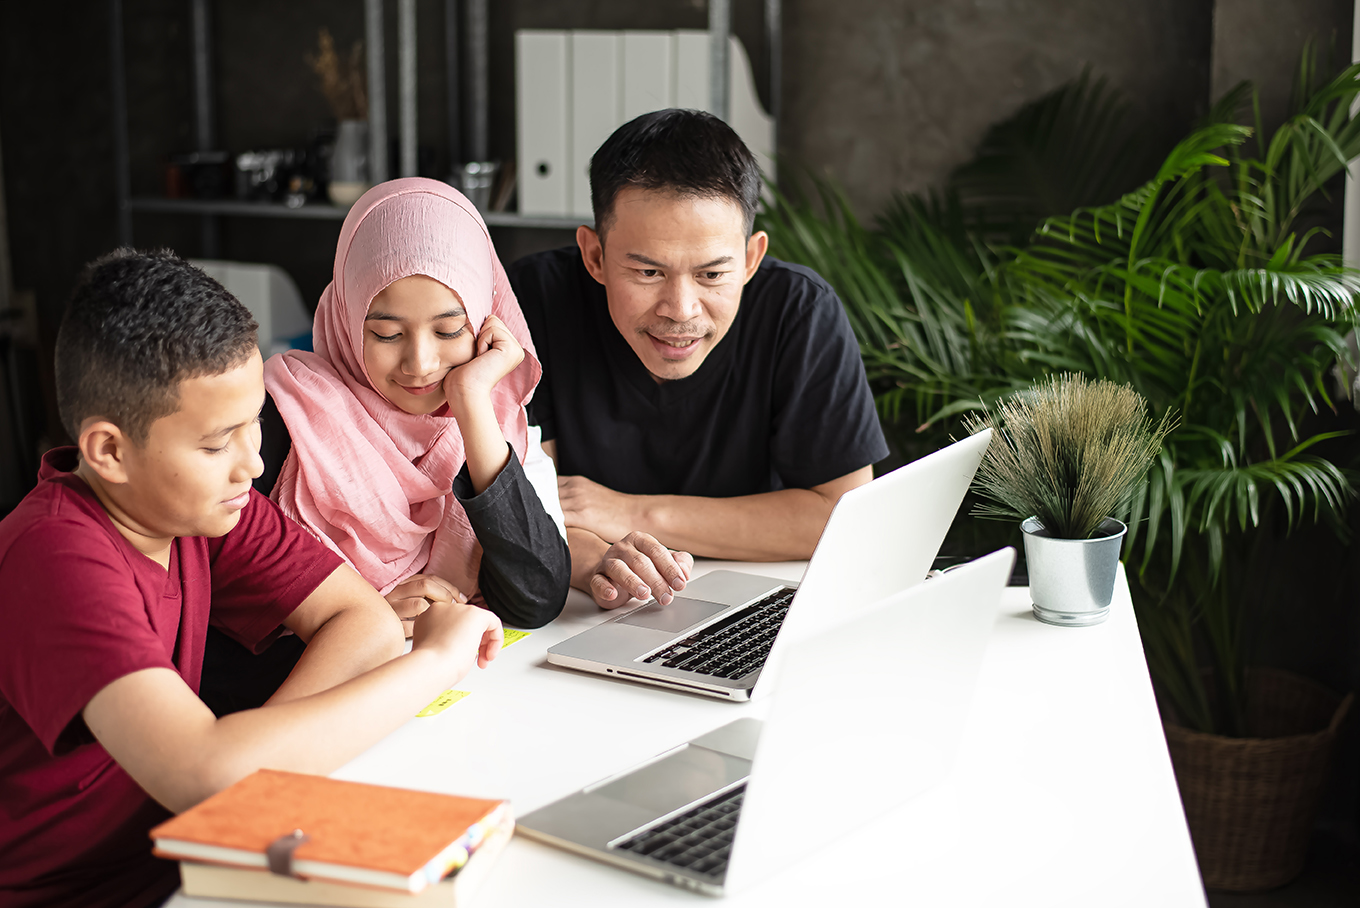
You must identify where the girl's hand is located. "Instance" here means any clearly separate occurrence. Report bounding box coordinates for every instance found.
[411,599,504,672]
[442,316,525,421]
[386,573,467,639]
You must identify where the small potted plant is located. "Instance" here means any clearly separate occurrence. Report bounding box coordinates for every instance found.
[962,373,1175,626]
[306,28,370,207]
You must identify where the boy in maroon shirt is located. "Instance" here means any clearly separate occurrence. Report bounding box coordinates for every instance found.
[0,250,503,908]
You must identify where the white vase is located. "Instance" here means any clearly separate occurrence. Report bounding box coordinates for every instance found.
[1021,516,1127,626]
[329,119,370,206]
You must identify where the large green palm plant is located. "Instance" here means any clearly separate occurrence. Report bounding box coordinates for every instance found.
[1003,67,1360,734]
[760,58,1360,736]
[761,72,1166,452]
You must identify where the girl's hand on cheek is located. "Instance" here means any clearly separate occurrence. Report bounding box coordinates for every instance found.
[442,316,525,420]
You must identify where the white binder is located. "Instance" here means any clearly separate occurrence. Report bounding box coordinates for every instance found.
[673,30,709,111]
[516,30,569,216]
[622,31,674,121]
[673,31,775,190]
[723,34,775,192]
[569,31,622,219]
[514,29,774,218]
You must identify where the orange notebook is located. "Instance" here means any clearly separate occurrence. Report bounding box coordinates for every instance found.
[150,770,509,894]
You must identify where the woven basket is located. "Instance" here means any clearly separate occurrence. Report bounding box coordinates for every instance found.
[1163,667,1353,892]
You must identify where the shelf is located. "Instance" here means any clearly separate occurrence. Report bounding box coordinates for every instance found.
[129,197,348,220]
[113,1,776,245]
[482,212,587,230]
[130,197,588,230]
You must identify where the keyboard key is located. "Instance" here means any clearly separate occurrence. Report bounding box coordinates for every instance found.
[642,589,794,679]
[614,785,746,878]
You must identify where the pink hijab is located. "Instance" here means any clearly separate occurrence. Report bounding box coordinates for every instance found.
[264,178,541,597]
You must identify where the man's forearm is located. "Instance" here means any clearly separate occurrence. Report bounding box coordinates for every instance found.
[560,468,874,563]
[567,526,610,591]
[632,488,835,561]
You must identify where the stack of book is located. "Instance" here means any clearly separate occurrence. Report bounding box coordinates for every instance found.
[150,769,512,907]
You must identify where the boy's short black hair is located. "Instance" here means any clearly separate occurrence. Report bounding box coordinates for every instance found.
[590,109,762,238]
[56,248,259,443]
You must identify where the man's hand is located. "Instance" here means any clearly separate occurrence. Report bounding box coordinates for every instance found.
[558,474,642,542]
[410,599,503,672]
[442,315,525,422]
[386,574,467,638]
[575,529,693,610]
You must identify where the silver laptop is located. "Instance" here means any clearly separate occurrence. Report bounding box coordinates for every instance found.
[519,548,1014,896]
[545,429,992,700]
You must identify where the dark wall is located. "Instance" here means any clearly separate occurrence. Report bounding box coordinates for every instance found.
[783,0,1216,216]
[2,5,119,321]
[1212,0,1355,137]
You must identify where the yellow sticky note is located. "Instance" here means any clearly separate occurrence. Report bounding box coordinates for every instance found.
[416,689,470,717]
[501,628,531,648]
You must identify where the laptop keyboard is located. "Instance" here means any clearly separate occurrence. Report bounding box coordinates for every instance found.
[641,588,795,679]
[614,783,745,878]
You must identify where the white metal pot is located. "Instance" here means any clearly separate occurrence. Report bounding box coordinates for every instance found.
[1021,516,1127,627]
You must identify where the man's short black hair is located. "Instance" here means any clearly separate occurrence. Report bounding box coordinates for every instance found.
[56,248,259,443]
[590,109,762,238]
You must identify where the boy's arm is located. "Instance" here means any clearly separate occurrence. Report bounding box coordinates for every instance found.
[82,588,502,815]
[264,563,406,704]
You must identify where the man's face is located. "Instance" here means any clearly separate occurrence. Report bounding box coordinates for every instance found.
[579,188,768,382]
[117,349,267,540]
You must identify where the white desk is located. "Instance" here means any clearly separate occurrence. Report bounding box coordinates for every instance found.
[170,560,1206,907]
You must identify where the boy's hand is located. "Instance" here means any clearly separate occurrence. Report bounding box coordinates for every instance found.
[442,316,525,421]
[386,573,466,638]
[411,599,504,674]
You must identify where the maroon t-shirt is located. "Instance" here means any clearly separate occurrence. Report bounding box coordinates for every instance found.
[0,448,342,908]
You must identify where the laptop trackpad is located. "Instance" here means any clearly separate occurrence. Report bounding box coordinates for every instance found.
[617,597,729,633]
[589,744,751,815]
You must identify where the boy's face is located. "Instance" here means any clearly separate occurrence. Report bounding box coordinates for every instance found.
[362,274,478,415]
[579,188,768,383]
[117,349,266,540]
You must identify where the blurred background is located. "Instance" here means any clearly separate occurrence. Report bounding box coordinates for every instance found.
[0,0,1348,476]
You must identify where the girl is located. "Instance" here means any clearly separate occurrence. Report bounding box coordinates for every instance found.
[262,178,569,632]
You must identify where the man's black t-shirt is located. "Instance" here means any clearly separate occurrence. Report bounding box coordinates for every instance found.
[509,246,889,497]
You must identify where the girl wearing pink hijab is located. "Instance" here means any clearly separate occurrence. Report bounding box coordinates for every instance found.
[260,178,569,633]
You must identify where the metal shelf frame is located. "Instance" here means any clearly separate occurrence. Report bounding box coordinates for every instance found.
[109,0,781,248]
[128,196,586,230]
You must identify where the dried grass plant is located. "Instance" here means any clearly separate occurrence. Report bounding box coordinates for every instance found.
[306,28,367,121]
[962,373,1176,540]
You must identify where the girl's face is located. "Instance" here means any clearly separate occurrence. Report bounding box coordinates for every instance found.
[362,274,478,415]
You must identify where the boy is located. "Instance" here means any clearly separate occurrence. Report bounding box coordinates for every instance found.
[0,250,503,908]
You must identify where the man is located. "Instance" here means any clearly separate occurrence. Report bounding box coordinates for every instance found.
[510,110,888,610]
